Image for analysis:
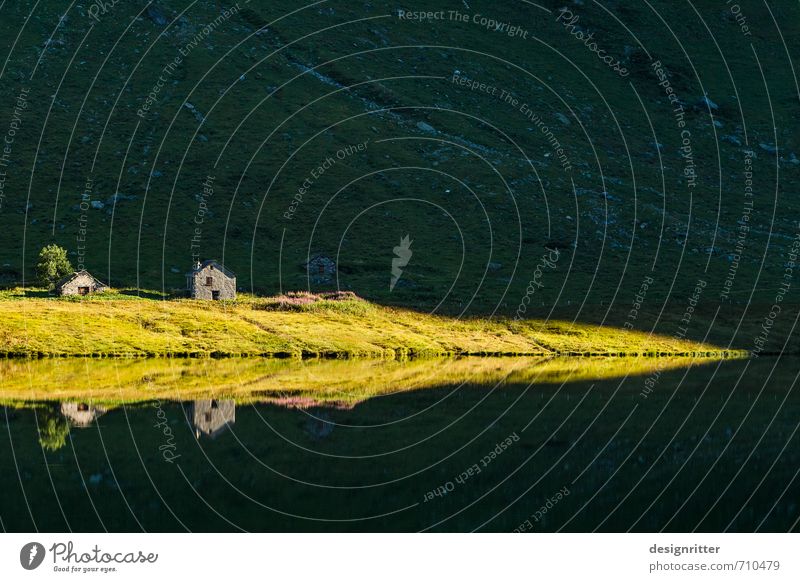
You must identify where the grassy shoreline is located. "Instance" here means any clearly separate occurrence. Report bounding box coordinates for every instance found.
[0,289,745,359]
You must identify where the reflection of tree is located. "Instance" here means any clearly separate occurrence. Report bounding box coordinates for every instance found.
[36,406,70,451]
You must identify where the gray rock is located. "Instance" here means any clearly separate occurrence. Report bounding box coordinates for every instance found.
[416,121,436,133]
[696,95,719,111]
[554,112,571,126]
[145,5,168,26]
[759,143,777,154]
[91,200,104,210]
[106,193,137,205]
[183,102,204,123]
[722,135,741,146]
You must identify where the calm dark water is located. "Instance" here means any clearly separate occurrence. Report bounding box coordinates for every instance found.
[1,357,798,532]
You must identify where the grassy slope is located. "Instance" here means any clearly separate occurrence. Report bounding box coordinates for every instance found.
[0,1,798,353]
[0,291,732,357]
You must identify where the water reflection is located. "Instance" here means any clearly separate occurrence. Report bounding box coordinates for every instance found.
[0,355,726,407]
[191,400,236,440]
[0,356,797,533]
[60,402,108,428]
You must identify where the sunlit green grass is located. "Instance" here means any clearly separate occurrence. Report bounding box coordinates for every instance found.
[0,288,740,358]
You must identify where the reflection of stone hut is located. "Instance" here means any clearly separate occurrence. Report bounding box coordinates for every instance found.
[60,402,107,427]
[55,270,107,296]
[303,254,336,284]
[186,260,236,300]
[191,399,235,439]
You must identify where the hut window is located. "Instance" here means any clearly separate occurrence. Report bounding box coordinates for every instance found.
[205,276,213,286]
[78,287,90,295]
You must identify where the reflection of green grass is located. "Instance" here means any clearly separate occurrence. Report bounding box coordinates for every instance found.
[0,357,794,533]
[0,291,738,358]
[0,354,736,408]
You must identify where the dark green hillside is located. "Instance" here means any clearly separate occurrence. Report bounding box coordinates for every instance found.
[1,0,799,350]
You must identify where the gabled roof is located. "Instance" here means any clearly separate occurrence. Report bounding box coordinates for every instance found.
[54,270,107,290]
[60,402,107,427]
[186,259,235,278]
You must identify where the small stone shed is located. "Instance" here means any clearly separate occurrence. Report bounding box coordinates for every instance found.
[303,253,336,284]
[60,402,107,427]
[191,399,235,439]
[55,270,107,296]
[186,260,236,300]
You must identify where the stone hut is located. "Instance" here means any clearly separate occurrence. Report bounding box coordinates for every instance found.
[186,260,236,300]
[60,402,107,427]
[303,253,336,284]
[55,270,107,296]
[191,399,235,439]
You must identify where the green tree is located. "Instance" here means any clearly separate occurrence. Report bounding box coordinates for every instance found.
[36,406,70,452]
[35,244,73,289]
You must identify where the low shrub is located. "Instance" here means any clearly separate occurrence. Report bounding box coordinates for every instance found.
[253,291,367,314]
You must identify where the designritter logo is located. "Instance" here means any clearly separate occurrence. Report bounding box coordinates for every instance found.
[20,542,46,570]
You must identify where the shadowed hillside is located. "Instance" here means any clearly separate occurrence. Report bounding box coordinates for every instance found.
[0,0,798,350]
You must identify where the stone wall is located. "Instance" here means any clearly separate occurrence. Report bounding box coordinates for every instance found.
[58,272,106,296]
[188,264,236,300]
